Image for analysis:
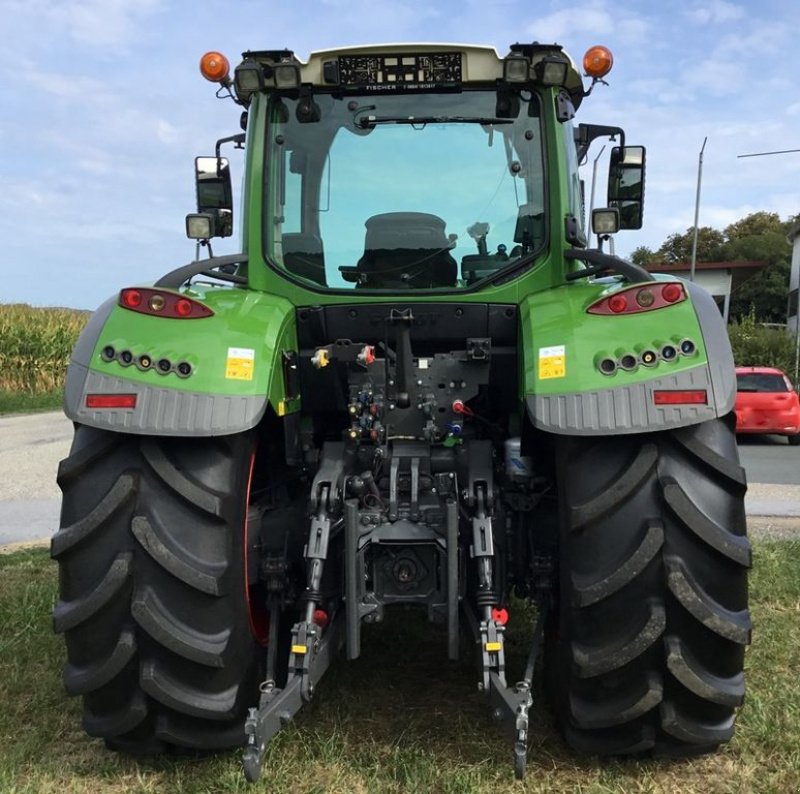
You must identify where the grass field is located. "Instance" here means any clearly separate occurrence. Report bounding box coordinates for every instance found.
[1,541,798,794]
[0,303,87,414]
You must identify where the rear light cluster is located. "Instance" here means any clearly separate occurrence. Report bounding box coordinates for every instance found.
[587,282,686,316]
[596,338,696,376]
[119,288,213,319]
[101,345,193,378]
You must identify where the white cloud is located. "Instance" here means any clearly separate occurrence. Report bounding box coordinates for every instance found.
[525,2,648,44]
[678,56,745,97]
[156,120,180,145]
[20,63,109,100]
[527,6,613,42]
[49,0,162,47]
[686,0,745,25]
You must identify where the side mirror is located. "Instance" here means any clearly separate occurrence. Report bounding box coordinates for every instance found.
[193,156,233,238]
[607,146,645,230]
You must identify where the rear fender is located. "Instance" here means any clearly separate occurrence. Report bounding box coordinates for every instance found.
[522,279,736,436]
[64,288,298,436]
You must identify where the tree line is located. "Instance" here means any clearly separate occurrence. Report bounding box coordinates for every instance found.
[628,211,798,324]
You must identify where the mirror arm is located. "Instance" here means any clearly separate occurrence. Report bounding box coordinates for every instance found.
[564,248,654,283]
[155,253,249,288]
[215,133,246,162]
[575,124,626,163]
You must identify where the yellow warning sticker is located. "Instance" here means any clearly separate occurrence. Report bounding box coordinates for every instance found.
[538,345,566,380]
[485,641,502,652]
[225,347,255,381]
[291,644,307,655]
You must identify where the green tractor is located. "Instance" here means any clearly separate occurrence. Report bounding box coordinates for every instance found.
[52,41,751,781]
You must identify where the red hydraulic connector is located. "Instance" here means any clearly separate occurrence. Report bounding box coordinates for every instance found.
[313,609,329,628]
[491,607,509,626]
[358,345,376,366]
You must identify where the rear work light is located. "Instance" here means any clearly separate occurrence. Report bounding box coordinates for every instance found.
[587,282,687,315]
[119,288,213,319]
[653,390,707,405]
[85,394,137,409]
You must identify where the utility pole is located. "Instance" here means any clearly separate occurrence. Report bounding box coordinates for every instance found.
[689,137,707,282]
[589,144,605,247]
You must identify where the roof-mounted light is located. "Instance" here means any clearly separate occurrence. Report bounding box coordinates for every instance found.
[200,51,231,84]
[534,56,569,87]
[234,59,265,104]
[583,45,614,79]
[503,53,530,83]
[274,62,301,89]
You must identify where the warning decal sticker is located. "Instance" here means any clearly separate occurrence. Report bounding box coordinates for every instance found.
[538,345,566,380]
[225,347,255,381]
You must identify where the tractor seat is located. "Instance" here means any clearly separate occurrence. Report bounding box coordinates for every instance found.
[356,212,457,288]
[282,233,326,285]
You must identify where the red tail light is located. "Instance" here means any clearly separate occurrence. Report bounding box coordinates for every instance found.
[85,394,137,409]
[653,390,707,405]
[587,282,687,315]
[119,288,213,319]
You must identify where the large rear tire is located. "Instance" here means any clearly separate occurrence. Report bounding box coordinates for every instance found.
[547,415,751,755]
[52,425,263,752]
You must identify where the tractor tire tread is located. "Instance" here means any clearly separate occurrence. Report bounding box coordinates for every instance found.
[570,443,657,530]
[51,475,136,558]
[132,585,229,667]
[662,477,752,566]
[671,427,747,490]
[660,701,735,745]
[141,439,224,517]
[83,691,149,737]
[665,635,745,706]
[131,515,224,595]
[569,672,663,729]
[572,520,663,607]
[549,417,750,758]
[63,628,137,695]
[664,555,752,643]
[53,552,132,633]
[572,600,666,678]
[55,427,262,753]
[140,659,240,720]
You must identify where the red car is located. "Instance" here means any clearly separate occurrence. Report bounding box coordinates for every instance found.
[734,366,800,445]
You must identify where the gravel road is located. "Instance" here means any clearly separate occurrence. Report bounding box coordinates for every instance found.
[1,411,798,551]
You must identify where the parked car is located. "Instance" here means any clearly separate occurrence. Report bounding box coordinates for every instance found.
[734,366,800,445]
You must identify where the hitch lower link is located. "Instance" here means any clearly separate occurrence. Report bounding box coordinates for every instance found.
[465,595,549,780]
[243,485,343,783]
[466,484,550,780]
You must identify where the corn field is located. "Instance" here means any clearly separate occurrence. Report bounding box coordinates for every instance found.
[0,304,88,394]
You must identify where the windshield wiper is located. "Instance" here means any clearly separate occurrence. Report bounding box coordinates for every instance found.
[356,115,513,129]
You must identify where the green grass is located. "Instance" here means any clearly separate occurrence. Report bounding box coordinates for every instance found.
[0,390,63,415]
[1,542,798,793]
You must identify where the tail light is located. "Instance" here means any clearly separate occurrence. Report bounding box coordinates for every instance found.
[85,394,137,409]
[653,390,707,405]
[587,282,686,315]
[119,288,213,319]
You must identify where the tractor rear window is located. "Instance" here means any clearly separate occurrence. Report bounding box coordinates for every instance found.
[736,373,789,393]
[264,89,545,291]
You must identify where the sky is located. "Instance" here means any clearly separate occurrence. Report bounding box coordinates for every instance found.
[2,0,799,310]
